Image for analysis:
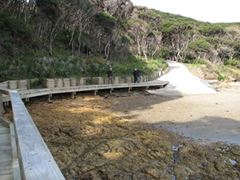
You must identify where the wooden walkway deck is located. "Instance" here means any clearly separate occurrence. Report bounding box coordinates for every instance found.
[2,81,168,102]
[0,120,12,180]
[0,80,168,179]
[0,119,20,180]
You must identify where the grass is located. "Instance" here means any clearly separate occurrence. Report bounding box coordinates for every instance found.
[186,59,240,81]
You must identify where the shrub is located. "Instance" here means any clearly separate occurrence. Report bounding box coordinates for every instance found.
[159,47,174,59]
[224,58,240,66]
[217,72,226,81]
[188,38,211,52]
[95,11,117,28]
[199,24,225,36]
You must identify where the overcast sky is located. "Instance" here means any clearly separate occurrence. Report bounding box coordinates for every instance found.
[131,0,240,23]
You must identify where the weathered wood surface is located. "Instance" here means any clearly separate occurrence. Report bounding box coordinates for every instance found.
[10,123,21,180]
[2,81,168,102]
[9,91,65,180]
[0,81,168,179]
[0,120,12,180]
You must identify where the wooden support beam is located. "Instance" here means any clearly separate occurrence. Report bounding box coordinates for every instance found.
[4,101,9,106]
[110,88,113,94]
[71,92,76,99]
[94,90,98,96]
[48,94,53,103]
[25,97,30,103]
[128,87,132,93]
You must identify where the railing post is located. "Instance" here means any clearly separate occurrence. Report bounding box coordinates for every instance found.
[0,92,4,118]
[128,87,132,93]
[71,92,76,99]
[94,90,98,96]
[48,94,53,103]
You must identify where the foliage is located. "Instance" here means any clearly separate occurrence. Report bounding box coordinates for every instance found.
[0,52,166,81]
[234,43,240,59]
[0,12,31,55]
[224,58,240,67]
[198,24,225,36]
[112,57,167,76]
[184,58,206,64]
[159,47,174,59]
[0,1,240,81]
[188,38,211,52]
[95,11,117,26]
[161,21,192,33]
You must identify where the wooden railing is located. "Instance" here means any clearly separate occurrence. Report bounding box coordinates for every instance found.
[0,89,65,180]
[0,80,168,179]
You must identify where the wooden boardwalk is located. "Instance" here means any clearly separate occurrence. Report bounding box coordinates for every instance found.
[0,119,20,180]
[2,81,169,102]
[0,81,168,179]
[0,120,12,180]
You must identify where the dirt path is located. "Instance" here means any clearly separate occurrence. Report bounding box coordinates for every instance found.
[111,84,240,145]
[150,61,216,96]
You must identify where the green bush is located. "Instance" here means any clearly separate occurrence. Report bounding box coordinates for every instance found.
[217,72,226,81]
[95,11,117,27]
[159,47,174,59]
[224,58,240,66]
[199,24,225,36]
[0,12,30,39]
[188,38,211,52]
[234,43,240,59]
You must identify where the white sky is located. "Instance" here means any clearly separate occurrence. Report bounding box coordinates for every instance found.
[131,0,240,23]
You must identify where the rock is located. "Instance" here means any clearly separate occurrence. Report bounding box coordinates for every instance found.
[145,168,160,178]
[229,159,237,166]
[172,144,183,152]
[214,161,224,171]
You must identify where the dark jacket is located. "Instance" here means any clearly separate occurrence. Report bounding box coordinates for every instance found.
[134,70,141,77]
[108,70,113,78]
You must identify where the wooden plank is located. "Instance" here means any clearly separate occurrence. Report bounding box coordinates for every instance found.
[0,134,10,145]
[0,81,8,89]
[0,150,11,163]
[0,128,9,135]
[2,81,169,103]
[8,80,18,90]
[0,134,10,140]
[0,145,11,151]
[10,123,21,180]
[0,165,12,176]
[0,174,13,180]
[9,91,65,180]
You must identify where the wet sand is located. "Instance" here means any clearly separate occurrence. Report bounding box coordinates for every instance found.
[26,86,240,179]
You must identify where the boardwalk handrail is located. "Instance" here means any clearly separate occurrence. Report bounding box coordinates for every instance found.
[0,81,168,179]
[0,89,65,180]
[1,81,169,102]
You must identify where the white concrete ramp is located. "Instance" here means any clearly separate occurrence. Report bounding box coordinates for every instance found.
[149,61,216,96]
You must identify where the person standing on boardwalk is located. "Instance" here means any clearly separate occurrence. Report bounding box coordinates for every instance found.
[133,68,139,83]
[136,69,141,83]
[108,67,113,84]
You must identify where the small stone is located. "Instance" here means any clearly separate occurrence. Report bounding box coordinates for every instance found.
[145,168,160,178]
[229,159,237,166]
[172,144,183,152]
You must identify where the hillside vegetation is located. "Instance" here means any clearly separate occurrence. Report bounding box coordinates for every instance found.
[0,0,240,81]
